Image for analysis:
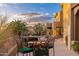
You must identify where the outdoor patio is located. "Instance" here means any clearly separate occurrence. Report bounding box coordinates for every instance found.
[1,3,79,56]
[16,38,79,56]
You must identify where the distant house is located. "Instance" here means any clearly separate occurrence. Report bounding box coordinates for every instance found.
[53,10,63,38]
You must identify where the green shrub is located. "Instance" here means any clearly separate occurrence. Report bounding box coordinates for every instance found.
[8,20,27,36]
[72,42,79,53]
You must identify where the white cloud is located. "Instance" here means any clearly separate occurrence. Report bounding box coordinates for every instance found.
[7,12,53,23]
[0,3,16,7]
[0,3,7,7]
[45,13,49,15]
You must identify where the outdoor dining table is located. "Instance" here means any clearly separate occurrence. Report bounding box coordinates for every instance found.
[27,40,49,56]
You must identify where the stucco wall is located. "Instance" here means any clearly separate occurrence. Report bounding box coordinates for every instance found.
[62,3,72,49]
[60,3,79,50]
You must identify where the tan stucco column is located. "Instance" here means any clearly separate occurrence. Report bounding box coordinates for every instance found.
[67,6,72,50]
[68,26,71,50]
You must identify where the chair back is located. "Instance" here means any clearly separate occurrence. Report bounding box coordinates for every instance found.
[15,36,23,49]
[28,37,38,41]
[47,36,55,45]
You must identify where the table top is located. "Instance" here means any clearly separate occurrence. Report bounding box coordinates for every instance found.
[28,40,48,48]
[28,40,48,43]
[22,35,46,38]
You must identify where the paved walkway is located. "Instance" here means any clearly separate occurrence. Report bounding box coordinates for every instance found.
[51,38,79,56]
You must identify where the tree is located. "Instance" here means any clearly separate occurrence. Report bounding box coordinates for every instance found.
[8,20,27,37]
[33,23,47,35]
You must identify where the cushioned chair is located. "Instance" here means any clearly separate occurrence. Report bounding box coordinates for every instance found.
[19,47,33,55]
[33,41,49,56]
[46,36,55,56]
[15,37,33,56]
[48,44,53,49]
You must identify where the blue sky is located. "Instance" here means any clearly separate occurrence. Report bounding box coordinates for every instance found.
[0,3,61,22]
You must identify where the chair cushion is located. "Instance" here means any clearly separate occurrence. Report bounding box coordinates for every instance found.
[48,44,53,48]
[19,47,33,53]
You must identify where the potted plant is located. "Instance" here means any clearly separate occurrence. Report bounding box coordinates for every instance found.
[72,41,79,53]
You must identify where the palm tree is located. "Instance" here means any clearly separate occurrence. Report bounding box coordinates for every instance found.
[8,20,28,37]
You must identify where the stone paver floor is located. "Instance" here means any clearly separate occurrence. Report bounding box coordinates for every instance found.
[53,38,79,56]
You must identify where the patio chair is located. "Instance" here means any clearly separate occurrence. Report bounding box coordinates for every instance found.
[33,41,49,56]
[28,37,38,41]
[46,36,55,56]
[15,37,33,56]
[48,44,54,49]
[47,36,54,49]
